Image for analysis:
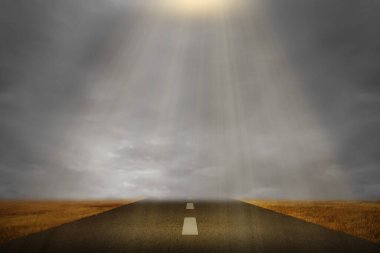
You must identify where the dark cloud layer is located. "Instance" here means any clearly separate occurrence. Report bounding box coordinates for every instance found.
[265,0,380,198]
[0,0,124,198]
[0,0,379,199]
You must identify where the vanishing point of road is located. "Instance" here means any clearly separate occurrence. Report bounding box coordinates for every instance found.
[1,200,379,253]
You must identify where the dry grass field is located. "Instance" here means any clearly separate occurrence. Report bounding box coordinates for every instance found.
[242,200,380,244]
[0,199,140,243]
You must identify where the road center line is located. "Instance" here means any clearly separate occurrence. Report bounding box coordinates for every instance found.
[182,217,198,235]
[186,202,194,209]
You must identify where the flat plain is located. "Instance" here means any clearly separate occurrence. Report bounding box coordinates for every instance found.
[242,200,380,244]
[1,199,379,247]
[0,199,139,243]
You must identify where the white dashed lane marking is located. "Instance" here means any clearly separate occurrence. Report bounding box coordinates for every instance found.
[182,217,198,235]
[186,202,194,209]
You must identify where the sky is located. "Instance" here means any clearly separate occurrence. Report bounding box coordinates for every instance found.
[0,0,379,199]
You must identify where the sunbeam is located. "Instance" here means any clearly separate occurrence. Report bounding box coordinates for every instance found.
[0,0,378,200]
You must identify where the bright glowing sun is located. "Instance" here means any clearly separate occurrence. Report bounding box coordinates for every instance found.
[157,0,235,17]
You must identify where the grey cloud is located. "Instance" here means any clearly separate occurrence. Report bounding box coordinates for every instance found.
[0,0,379,200]
[264,0,380,199]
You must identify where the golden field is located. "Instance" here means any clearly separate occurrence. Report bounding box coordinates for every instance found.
[242,200,380,244]
[0,199,139,243]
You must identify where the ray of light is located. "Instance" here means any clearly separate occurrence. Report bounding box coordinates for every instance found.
[36,0,353,199]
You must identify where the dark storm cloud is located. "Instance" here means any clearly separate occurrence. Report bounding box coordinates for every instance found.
[0,0,379,199]
[264,0,380,199]
[0,0,125,198]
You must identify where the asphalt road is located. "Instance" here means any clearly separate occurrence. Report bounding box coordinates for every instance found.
[1,200,379,253]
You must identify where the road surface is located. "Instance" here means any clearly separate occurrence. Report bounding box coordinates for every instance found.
[1,200,379,253]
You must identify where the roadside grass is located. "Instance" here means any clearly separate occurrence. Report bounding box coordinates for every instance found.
[242,200,380,244]
[0,199,140,243]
